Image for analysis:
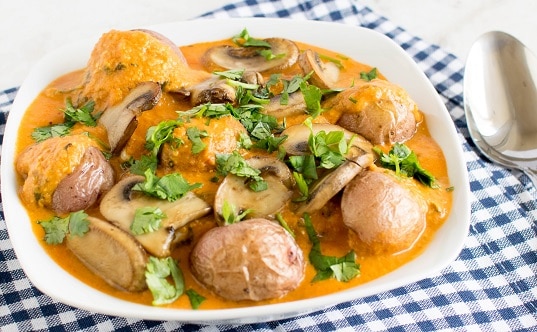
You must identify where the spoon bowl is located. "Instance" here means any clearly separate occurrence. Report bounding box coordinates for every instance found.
[464,31,537,187]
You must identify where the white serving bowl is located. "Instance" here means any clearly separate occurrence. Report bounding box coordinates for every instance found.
[1,18,470,324]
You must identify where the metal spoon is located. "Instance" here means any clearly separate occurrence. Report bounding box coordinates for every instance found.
[464,31,537,187]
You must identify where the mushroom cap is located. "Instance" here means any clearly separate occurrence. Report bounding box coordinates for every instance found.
[213,156,294,224]
[190,218,305,301]
[99,175,211,257]
[202,38,299,73]
[341,170,427,255]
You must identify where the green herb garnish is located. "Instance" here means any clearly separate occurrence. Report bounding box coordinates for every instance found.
[304,213,360,282]
[372,143,438,188]
[130,207,166,235]
[145,256,184,305]
[38,210,90,245]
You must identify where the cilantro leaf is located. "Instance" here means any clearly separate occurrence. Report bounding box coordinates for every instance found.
[303,213,360,282]
[133,169,202,201]
[63,98,99,127]
[300,81,324,118]
[372,143,438,188]
[145,256,184,305]
[68,211,90,236]
[186,289,206,309]
[131,207,166,235]
[360,67,378,81]
[215,151,267,192]
[32,123,74,142]
[221,200,253,225]
[186,127,208,154]
[232,28,271,48]
[38,211,90,244]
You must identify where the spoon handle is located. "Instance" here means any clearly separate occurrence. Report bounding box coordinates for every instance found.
[524,169,537,189]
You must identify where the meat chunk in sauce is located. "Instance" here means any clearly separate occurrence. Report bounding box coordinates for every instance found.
[78,29,210,111]
[160,115,248,172]
[190,218,305,302]
[16,134,113,213]
[328,79,422,145]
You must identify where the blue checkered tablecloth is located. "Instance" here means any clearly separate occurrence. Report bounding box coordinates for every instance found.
[1,0,536,331]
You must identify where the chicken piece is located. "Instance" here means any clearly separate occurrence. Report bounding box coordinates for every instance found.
[160,116,247,172]
[327,79,422,145]
[15,134,113,212]
[78,29,210,111]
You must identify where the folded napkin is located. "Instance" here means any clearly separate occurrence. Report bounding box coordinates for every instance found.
[1,0,536,331]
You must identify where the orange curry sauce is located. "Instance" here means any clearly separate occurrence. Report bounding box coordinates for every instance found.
[15,38,452,309]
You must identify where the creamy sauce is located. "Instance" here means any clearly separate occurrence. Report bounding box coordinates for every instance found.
[15,37,452,309]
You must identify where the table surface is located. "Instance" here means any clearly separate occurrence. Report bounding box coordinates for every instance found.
[1,0,536,331]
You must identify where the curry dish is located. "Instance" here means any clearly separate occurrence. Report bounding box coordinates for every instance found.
[14,28,452,309]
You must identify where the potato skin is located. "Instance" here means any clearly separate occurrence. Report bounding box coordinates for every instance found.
[190,218,305,302]
[331,79,421,145]
[341,170,427,255]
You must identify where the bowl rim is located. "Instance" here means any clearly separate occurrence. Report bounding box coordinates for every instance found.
[1,17,471,324]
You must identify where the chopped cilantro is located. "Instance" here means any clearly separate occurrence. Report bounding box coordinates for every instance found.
[145,256,184,305]
[372,143,438,188]
[130,207,166,235]
[186,127,208,154]
[232,28,271,48]
[221,200,253,225]
[360,67,378,81]
[303,213,360,282]
[215,151,267,192]
[186,289,206,309]
[38,210,90,245]
[133,169,202,201]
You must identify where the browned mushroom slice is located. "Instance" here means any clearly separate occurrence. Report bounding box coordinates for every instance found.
[65,216,148,292]
[98,81,162,153]
[298,49,340,89]
[280,123,374,215]
[214,156,294,225]
[52,146,114,214]
[202,38,299,73]
[100,176,211,257]
[189,76,236,106]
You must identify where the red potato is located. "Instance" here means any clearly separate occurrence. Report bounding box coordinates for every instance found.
[341,170,427,255]
[330,79,422,145]
[190,218,305,302]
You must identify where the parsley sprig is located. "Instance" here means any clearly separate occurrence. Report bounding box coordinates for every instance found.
[145,256,184,305]
[37,210,90,245]
[373,143,438,188]
[32,99,99,142]
[130,207,166,235]
[133,169,202,201]
[216,151,268,192]
[304,213,360,282]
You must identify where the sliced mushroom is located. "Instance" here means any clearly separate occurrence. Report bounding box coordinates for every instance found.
[202,38,299,73]
[214,156,294,224]
[280,123,374,215]
[262,91,306,119]
[189,76,236,106]
[298,49,340,89]
[65,216,148,292]
[100,175,211,257]
[98,82,162,153]
[52,146,114,214]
